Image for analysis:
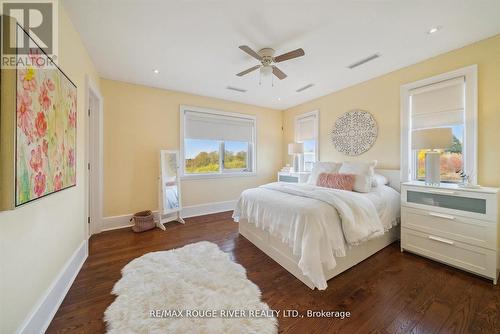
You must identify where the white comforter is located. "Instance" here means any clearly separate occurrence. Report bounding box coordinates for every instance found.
[232,182,400,290]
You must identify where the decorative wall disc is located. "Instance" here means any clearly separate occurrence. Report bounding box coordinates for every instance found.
[331,110,378,156]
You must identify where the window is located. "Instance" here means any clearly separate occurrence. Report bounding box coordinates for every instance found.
[181,106,256,177]
[184,139,220,174]
[295,111,319,172]
[224,141,249,171]
[401,66,477,184]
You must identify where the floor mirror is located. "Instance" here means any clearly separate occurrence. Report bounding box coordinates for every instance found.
[158,150,185,229]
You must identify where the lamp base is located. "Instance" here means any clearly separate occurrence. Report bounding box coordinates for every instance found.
[293,154,300,173]
[425,151,441,185]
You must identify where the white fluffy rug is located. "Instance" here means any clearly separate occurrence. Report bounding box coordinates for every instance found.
[104,241,277,334]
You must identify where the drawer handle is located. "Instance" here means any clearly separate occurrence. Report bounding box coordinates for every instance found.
[428,235,454,245]
[426,190,457,195]
[428,212,455,220]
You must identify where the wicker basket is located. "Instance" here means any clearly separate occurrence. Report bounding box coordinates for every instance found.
[130,210,155,232]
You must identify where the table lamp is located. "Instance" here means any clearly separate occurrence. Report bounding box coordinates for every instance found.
[288,142,304,173]
[412,127,453,185]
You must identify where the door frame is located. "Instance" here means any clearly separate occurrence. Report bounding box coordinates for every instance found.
[85,75,104,235]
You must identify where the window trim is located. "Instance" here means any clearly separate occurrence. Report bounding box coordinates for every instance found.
[180,105,257,179]
[294,110,319,171]
[400,65,477,184]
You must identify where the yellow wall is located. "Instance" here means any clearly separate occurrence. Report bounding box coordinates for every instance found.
[101,79,283,217]
[283,34,500,187]
[0,6,100,333]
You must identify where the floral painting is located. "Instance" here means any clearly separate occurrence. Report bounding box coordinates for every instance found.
[15,46,77,206]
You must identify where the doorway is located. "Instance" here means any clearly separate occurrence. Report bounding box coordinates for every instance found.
[87,77,103,236]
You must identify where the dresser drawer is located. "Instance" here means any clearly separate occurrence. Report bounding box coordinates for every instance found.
[401,227,497,280]
[401,207,497,250]
[278,174,298,183]
[402,185,497,221]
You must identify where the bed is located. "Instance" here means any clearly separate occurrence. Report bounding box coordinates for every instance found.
[233,169,401,290]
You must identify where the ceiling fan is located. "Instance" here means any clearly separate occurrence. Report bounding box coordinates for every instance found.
[236,45,305,80]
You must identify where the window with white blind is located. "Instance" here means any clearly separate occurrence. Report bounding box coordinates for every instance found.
[180,106,256,178]
[295,111,319,172]
[401,66,477,184]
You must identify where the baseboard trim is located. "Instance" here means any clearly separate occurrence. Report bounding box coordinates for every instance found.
[101,200,237,232]
[182,200,236,218]
[17,240,88,334]
[100,213,135,231]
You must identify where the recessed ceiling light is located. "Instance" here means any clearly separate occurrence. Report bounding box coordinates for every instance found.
[427,26,443,34]
[153,69,160,74]
[277,97,281,101]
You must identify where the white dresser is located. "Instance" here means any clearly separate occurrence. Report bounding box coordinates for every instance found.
[277,171,311,183]
[401,181,499,284]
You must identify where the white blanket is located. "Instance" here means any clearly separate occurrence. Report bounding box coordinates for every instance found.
[262,183,384,245]
[233,182,400,290]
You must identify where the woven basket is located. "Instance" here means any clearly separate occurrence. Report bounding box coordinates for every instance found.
[130,210,155,232]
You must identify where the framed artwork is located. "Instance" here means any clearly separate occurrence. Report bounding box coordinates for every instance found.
[15,26,77,206]
[331,110,378,156]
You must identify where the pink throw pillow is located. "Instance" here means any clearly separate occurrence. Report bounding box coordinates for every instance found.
[317,173,355,191]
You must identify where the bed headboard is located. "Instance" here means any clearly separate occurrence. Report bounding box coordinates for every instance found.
[376,169,401,193]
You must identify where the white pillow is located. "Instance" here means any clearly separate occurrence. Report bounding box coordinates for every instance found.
[307,162,342,185]
[338,160,377,193]
[372,174,389,188]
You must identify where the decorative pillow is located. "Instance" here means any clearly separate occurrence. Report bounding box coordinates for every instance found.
[338,160,377,193]
[317,173,355,191]
[307,162,342,185]
[371,174,389,188]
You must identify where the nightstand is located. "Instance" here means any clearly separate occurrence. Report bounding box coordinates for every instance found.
[277,171,311,183]
[401,181,499,284]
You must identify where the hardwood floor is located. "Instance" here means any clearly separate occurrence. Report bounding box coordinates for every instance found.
[47,211,500,334]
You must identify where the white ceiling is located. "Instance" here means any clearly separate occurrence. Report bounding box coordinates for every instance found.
[63,0,500,110]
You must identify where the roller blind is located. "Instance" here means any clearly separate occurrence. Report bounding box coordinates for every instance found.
[296,114,317,142]
[184,110,254,142]
[410,76,465,129]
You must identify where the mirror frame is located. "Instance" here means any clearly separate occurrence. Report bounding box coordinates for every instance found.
[159,150,182,215]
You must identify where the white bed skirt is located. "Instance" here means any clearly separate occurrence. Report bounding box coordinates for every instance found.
[239,219,400,289]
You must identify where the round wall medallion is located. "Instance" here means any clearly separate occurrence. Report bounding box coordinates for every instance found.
[331,110,378,156]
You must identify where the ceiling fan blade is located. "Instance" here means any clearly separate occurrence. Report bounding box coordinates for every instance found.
[236,65,261,77]
[274,48,305,63]
[272,66,287,80]
[239,45,262,60]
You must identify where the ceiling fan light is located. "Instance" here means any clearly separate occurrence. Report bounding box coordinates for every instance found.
[260,66,272,77]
